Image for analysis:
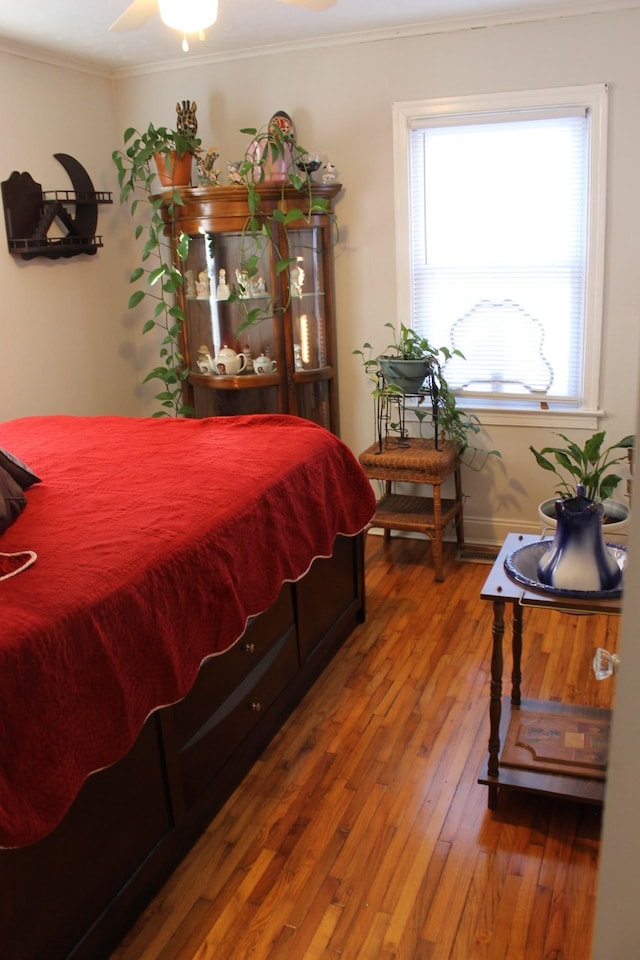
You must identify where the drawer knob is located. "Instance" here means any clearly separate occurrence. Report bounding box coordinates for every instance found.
[243,642,256,654]
[250,701,262,712]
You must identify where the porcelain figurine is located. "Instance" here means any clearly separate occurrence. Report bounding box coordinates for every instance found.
[184,269,197,299]
[196,270,210,299]
[322,161,337,184]
[537,485,622,592]
[196,146,220,186]
[216,268,230,300]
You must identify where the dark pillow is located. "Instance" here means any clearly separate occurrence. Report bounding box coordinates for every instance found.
[0,465,27,534]
[0,446,41,489]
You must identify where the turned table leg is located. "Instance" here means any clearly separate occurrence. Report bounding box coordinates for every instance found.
[487,598,505,807]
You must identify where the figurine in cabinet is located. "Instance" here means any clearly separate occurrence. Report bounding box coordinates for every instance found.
[291,262,305,298]
[216,269,230,300]
[196,271,210,299]
[185,269,197,299]
[160,177,341,431]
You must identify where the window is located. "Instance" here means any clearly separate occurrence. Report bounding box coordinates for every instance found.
[392,85,608,427]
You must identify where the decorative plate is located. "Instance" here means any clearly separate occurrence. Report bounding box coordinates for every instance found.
[504,540,627,600]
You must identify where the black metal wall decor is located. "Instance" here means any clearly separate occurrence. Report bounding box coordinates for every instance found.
[1,154,112,260]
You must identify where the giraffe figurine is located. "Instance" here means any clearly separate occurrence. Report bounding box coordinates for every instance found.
[176,100,198,138]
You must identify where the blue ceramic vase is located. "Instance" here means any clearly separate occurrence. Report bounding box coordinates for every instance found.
[537,484,622,592]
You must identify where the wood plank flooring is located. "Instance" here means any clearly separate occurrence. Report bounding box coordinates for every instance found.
[110,534,618,960]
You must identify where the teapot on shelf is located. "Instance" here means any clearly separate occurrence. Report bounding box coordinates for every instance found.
[213,345,247,376]
[254,354,278,375]
[196,345,246,376]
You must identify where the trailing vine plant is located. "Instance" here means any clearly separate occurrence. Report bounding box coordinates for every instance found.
[229,113,336,336]
[112,122,200,417]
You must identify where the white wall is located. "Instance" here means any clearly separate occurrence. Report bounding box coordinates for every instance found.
[0,53,143,419]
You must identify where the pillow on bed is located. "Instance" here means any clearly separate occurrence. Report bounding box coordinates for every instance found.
[0,465,27,534]
[0,446,41,488]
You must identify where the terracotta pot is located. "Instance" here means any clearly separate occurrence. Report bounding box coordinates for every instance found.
[154,151,193,187]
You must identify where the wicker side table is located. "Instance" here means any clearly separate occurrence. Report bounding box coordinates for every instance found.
[358,437,464,581]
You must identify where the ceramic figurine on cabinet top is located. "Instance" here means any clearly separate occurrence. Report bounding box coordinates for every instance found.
[322,161,337,184]
[227,161,243,183]
[176,100,198,138]
[196,146,220,186]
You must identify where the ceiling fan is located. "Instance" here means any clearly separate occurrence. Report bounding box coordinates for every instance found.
[110,0,337,36]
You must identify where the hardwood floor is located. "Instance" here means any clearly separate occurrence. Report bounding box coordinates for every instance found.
[110,534,618,960]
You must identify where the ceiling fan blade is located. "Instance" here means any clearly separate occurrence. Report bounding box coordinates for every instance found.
[277,0,337,10]
[109,0,159,32]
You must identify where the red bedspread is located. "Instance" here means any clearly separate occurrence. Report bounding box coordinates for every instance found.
[0,414,376,848]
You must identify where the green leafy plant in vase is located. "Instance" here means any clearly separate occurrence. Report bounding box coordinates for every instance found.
[354,322,500,465]
[530,430,634,527]
[228,111,337,335]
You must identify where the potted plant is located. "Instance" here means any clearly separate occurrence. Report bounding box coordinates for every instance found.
[112,121,201,417]
[228,112,336,334]
[354,322,500,463]
[530,430,634,528]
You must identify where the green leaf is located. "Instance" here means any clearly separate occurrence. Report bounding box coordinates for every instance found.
[128,290,145,309]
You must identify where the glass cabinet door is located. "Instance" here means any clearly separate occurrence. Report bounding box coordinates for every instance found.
[286,223,337,431]
[182,230,283,418]
[170,183,340,432]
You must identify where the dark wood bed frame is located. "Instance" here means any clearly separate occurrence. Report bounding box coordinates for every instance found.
[0,533,365,960]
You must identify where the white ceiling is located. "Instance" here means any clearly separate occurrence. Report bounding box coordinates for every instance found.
[0,0,633,75]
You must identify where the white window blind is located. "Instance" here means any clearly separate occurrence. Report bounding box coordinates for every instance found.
[393,86,608,420]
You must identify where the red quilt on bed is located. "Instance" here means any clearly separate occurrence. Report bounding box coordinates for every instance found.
[0,414,376,848]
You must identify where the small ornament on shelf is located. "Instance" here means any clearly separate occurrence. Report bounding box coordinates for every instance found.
[196,146,220,186]
[227,160,243,183]
[184,269,197,299]
[322,161,337,184]
[290,260,305,298]
[216,268,230,300]
[196,270,210,299]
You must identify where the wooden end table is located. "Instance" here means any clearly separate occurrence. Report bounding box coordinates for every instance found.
[478,532,622,809]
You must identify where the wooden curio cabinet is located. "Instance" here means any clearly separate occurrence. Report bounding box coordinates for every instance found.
[161,183,341,434]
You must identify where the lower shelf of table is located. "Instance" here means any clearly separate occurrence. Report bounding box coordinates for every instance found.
[478,697,611,806]
[370,492,461,534]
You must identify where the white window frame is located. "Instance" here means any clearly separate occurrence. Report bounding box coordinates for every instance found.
[392,84,609,429]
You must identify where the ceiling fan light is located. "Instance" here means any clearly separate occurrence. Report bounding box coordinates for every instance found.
[158,0,218,35]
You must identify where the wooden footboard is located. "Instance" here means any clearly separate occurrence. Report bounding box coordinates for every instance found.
[0,533,365,960]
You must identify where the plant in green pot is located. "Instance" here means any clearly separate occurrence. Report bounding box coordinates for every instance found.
[112,121,201,417]
[530,430,634,529]
[354,322,499,464]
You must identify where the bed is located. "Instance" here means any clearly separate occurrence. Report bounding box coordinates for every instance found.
[0,413,376,960]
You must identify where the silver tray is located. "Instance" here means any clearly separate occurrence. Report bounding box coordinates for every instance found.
[504,540,627,600]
